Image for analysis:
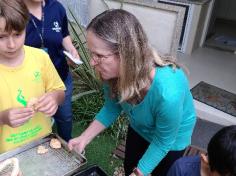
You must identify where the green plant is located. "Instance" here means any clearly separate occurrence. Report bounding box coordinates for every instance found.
[72,93,128,142]
[72,92,104,125]
[68,9,102,97]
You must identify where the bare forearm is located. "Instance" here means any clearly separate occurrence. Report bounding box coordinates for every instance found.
[62,36,76,52]
[68,120,106,153]
[81,120,106,144]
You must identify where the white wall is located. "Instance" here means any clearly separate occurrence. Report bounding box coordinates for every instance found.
[57,0,89,27]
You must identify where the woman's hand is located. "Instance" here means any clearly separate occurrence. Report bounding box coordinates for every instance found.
[62,36,81,66]
[68,136,88,154]
[70,48,80,61]
[68,120,106,154]
[129,168,144,176]
[66,48,81,67]
[0,107,34,128]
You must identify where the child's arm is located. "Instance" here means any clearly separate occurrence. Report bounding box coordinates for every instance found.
[35,90,65,117]
[0,108,34,127]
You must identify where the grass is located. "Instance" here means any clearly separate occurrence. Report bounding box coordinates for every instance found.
[72,121,123,175]
[69,92,124,175]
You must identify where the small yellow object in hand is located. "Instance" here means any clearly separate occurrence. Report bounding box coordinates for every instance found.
[27,97,39,111]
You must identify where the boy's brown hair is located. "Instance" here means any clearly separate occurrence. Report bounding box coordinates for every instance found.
[0,0,29,32]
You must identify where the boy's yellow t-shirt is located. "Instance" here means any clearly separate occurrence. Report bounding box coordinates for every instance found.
[0,46,65,153]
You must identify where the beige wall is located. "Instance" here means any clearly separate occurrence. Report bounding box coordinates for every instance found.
[88,0,185,56]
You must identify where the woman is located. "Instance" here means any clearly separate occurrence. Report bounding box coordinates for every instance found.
[68,9,196,176]
[23,0,80,142]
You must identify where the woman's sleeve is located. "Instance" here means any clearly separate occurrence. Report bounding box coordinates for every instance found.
[95,85,122,128]
[137,90,185,175]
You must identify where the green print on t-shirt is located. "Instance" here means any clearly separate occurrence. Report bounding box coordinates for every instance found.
[5,125,42,144]
[33,71,41,82]
[15,89,42,139]
[16,89,27,107]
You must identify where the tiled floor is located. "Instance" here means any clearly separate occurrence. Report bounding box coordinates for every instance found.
[191,118,223,149]
[177,47,236,125]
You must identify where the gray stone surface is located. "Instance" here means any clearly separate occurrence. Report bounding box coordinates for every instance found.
[191,118,224,149]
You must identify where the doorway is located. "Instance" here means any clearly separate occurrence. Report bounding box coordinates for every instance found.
[205,0,236,52]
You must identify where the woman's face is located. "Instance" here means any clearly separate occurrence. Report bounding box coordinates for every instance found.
[86,30,120,80]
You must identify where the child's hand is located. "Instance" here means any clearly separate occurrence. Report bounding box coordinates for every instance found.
[35,92,59,117]
[0,107,34,128]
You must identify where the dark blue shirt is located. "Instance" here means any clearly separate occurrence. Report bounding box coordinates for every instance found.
[167,156,201,176]
[25,0,69,81]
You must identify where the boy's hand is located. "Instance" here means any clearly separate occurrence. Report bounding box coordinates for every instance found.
[0,108,34,128]
[35,92,60,117]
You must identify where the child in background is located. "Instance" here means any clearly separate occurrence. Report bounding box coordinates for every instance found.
[24,0,81,142]
[167,125,236,176]
[0,0,65,153]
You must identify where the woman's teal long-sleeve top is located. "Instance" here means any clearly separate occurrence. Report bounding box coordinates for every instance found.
[95,66,196,175]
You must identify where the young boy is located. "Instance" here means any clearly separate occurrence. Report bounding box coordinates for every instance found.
[167,125,236,176]
[0,0,65,153]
